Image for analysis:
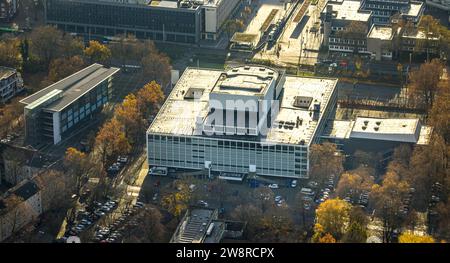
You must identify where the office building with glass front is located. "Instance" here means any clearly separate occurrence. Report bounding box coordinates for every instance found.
[20,64,120,145]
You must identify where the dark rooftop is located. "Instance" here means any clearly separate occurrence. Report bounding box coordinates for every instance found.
[12,181,40,201]
[20,63,120,112]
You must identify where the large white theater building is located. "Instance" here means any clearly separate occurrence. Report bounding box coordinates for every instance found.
[146,65,338,179]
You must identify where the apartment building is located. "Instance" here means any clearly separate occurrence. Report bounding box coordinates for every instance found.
[0,0,18,22]
[0,180,42,242]
[322,0,372,54]
[0,67,24,103]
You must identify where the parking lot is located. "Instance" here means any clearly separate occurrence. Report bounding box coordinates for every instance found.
[139,166,345,227]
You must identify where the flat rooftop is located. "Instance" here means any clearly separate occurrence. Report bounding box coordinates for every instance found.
[352,117,419,135]
[20,64,120,112]
[325,0,372,22]
[403,1,424,17]
[321,117,432,144]
[148,0,223,9]
[148,66,337,145]
[211,66,278,97]
[368,25,393,40]
[171,207,216,243]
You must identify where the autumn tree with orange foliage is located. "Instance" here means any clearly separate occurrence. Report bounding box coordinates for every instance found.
[48,55,85,83]
[64,147,97,195]
[314,198,351,240]
[84,40,112,64]
[370,171,410,243]
[398,232,435,243]
[319,233,337,243]
[115,93,143,143]
[408,59,444,109]
[141,53,171,88]
[95,118,131,167]
[136,81,165,118]
[336,167,375,202]
[309,142,344,184]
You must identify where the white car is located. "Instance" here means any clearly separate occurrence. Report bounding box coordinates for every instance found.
[300,187,315,196]
[275,195,283,202]
[268,184,279,189]
[291,180,298,188]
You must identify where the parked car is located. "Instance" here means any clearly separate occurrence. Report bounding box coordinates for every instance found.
[307,181,318,188]
[291,180,298,188]
[268,184,279,189]
[304,202,311,210]
[197,200,208,207]
[300,187,315,196]
[275,195,283,202]
[94,210,105,217]
[117,156,128,164]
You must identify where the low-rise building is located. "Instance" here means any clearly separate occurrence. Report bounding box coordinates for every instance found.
[20,63,120,145]
[0,144,43,186]
[361,0,424,25]
[322,0,372,54]
[0,0,18,22]
[147,65,338,179]
[170,207,245,243]
[0,180,42,242]
[366,24,441,60]
[321,117,432,152]
[367,25,394,60]
[0,67,24,103]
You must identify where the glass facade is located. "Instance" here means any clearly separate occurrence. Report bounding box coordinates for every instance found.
[147,135,309,178]
[45,0,200,44]
[59,79,110,137]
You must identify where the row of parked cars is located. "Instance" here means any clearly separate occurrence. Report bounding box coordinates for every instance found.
[267,180,298,189]
[64,199,119,238]
[107,156,129,177]
[316,175,336,204]
[93,202,145,243]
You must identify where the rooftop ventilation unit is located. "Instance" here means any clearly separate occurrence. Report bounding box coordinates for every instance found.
[374,126,379,131]
[362,126,367,130]
[364,120,369,125]
[376,121,381,126]
[293,96,313,109]
[184,87,203,99]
